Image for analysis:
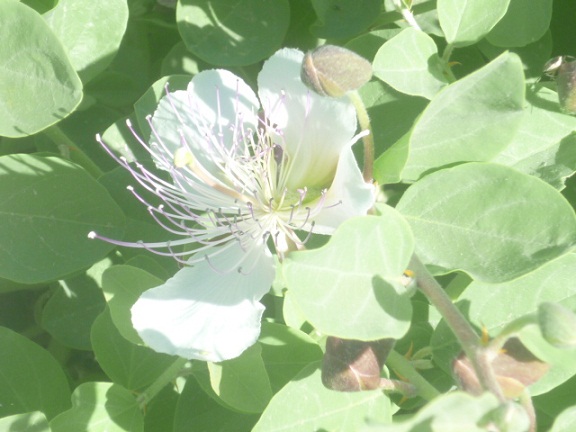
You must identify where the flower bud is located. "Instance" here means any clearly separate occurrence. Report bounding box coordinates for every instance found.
[538,302,576,348]
[543,56,576,114]
[452,337,549,399]
[301,45,373,97]
[321,336,394,391]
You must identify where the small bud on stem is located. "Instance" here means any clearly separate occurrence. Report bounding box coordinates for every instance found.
[301,45,373,98]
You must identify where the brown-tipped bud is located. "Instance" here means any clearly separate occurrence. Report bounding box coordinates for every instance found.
[321,337,395,392]
[452,337,549,399]
[301,45,373,98]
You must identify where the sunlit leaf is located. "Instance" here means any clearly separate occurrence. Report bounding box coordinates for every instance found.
[43,0,129,83]
[373,27,448,99]
[399,52,525,181]
[253,364,391,432]
[397,163,576,282]
[284,208,414,341]
[0,154,125,283]
[207,344,273,413]
[177,0,290,66]
[438,0,510,47]
[50,382,143,432]
[0,0,82,137]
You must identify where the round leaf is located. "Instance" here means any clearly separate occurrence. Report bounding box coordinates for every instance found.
[373,27,448,99]
[438,0,511,47]
[41,272,106,350]
[43,0,129,83]
[486,0,553,48]
[401,52,525,181]
[284,208,414,341]
[549,406,576,432]
[0,155,125,283]
[50,382,143,432]
[0,327,71,420]
[91,309,177,391]
[177,0,289,66]
[101,265,164,345]
[259,322,323,392]
[174,377,258,432]
[310,0,381,39]
[0,412,49,431]
[0,0,82,137]
[397,163,576,282]
[252,363,391,432]
[491,86,576,190]
[360,391,518,432]
[207,344,273,413]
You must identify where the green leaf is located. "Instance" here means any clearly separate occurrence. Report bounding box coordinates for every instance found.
[486,0,553,48]
[43,0,129,83]
[161,41,208,77]
[82,21,156,109]
[0,154,124,284]
[491,86,576,189]
[360,79,428,166]
[432,254,576,396]
[310,0,382,39]
[101,265,164,345]
[282,289,308,331]
[549,406,576,432]
[133,75,192,143]
[397,163,576,282]
[373,28,448,99]
[207,344,273,413]
[174,377,258,432]
[41,271,106,350]
[259,322,323,392]
[0,412,50,432]
[284,208,414,341]
[0,327,71,420]
[91,308,178,391]
[437,0,510,47]
[373,132,410,184]
[253,363,391,432]
[361,391,523,432]
[49,382,143,432]
[140,386,179,432]
[400,52,525,181]
[0,0,82,137]
[177,0,290,66]
[477,31,553,81]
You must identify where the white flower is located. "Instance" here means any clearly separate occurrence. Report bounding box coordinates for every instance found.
[91,48,375,362]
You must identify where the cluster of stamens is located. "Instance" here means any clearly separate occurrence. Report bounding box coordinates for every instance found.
[89,86,340,271]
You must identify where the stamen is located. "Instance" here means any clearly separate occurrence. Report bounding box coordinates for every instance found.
[301,221,315,244]
[295,207,311,230]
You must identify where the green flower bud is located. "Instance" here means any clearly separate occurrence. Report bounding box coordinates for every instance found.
[538,302,576,348]
[301,45,373,98]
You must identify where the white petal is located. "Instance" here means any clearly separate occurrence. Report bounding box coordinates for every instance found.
[257,48,358,189]
[313,145,376,234]
[151,70,260,175]
[131,243,275,362]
